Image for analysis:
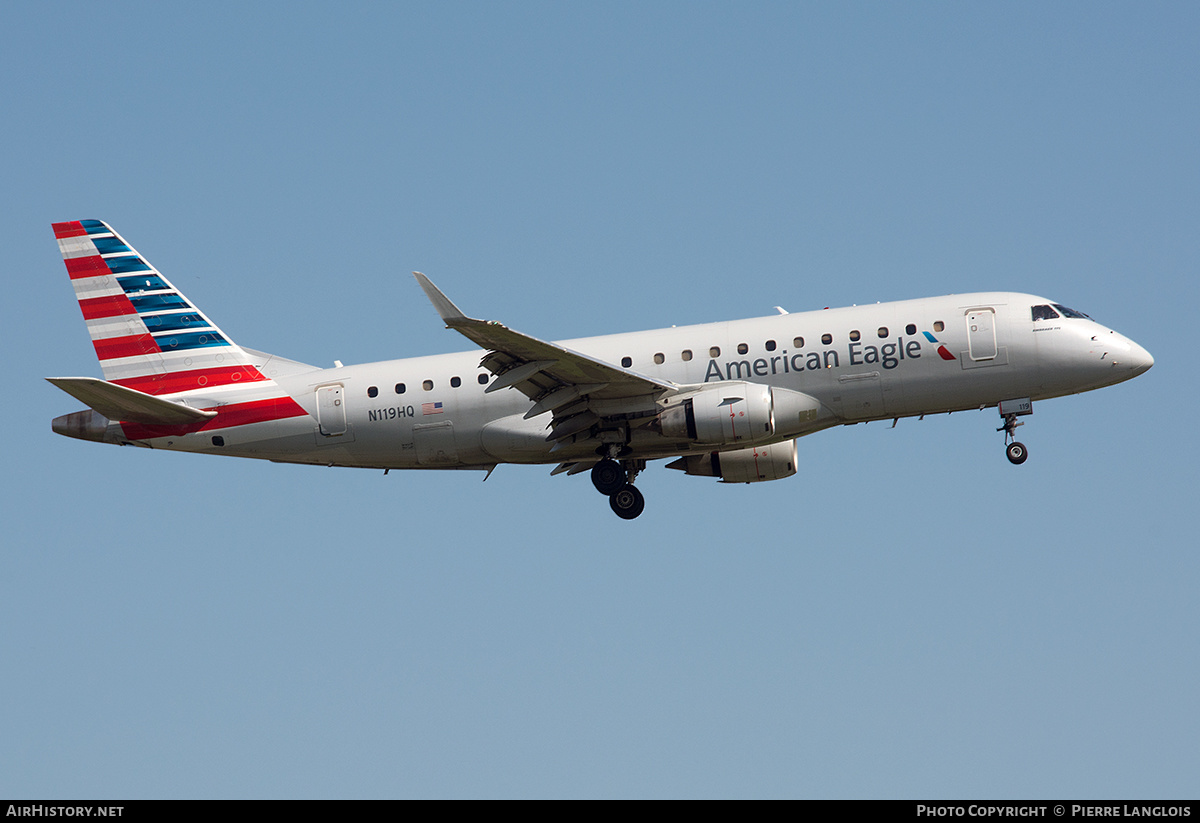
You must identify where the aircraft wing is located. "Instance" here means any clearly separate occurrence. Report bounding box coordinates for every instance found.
[414,273,675,416]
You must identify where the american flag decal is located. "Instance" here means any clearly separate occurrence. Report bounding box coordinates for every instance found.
[422,402,444,415]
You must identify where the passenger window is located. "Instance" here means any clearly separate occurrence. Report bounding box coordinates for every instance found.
[395,383,406,394]
[621,356,632,368]
[793,337,804,348]
[849,330,860,342]
[1033,305,1062,321]
[933,321,944,332]
[737,343,748,355]
[709,346,720,358]
[821,333,832,345]
[653,352,665,365]
[877,327,888,338]
[367,386,378,398]
[478,374,489,385]
[906,323,916,335]
[450,376,461,388]
[765,340,776,351]
[422,380,433,391]
[681,349,693,362]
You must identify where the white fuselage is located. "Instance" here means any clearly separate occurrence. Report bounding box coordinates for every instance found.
[132,292,1150,470]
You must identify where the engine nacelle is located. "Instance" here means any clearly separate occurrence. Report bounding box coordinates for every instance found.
[656,382,826,446]
[666,440,798,483]
[657,381,774,446]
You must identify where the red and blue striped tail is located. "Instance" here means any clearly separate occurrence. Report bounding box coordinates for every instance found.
[52,219,271,397]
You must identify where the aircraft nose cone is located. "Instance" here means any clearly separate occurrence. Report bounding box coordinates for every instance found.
[1129,341,1154,376]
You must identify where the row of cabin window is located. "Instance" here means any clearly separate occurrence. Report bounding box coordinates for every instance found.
[618,321,945,368]
[366,373,490,397]
[364,320,950,395]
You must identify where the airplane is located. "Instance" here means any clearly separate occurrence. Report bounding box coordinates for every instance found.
[48,219,1154,519]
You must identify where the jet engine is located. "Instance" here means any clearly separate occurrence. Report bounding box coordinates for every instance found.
[665,439,798,483]
[655,382,825,446]
[657,381,772,445]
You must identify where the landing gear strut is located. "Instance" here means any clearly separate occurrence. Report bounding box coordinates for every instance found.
[591,455,647,519]
[997,398,1032,465]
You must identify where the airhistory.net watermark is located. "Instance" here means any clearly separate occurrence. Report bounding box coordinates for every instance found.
[6,807,123,817]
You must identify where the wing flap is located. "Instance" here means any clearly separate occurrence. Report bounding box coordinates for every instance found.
[484,360,559,394]
[47,377,218,424]
[523,384,606,419]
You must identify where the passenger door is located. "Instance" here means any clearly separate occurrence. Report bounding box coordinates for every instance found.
[966,309,998,361]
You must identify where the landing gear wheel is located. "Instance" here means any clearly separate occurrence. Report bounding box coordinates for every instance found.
[609,484,645,520]
[591,459,625,496]
[1006,441,1028,465]
[997,408,1031,465]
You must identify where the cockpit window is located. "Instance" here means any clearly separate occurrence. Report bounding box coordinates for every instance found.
[1031,305,1060,321]
[1053,303,1091,319]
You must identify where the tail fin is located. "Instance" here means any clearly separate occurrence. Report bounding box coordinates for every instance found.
[52,220,271,396]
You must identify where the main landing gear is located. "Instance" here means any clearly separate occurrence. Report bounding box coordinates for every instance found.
[591,457,646,520]
[997,398,1033,465]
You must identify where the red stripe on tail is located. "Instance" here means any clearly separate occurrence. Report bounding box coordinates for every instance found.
[92,334,162,361]
[119,396,310,440]
[52,221,87,239]
[65,255,111,279]
[79,294,138,320]
[112,365,269,396]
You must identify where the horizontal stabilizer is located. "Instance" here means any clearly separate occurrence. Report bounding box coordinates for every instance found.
[46,377,217,425]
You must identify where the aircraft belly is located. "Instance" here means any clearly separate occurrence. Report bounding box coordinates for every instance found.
[334,412,493,469]
[413,421,458,465]
[481,414,554,463]
[828,371,886,420]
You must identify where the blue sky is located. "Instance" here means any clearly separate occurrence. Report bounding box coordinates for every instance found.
[3,1,1197,798]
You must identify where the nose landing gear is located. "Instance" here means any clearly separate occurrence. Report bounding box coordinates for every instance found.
[1005,439,1028,465]
[591,456,647,519]
[997,398,1033,465]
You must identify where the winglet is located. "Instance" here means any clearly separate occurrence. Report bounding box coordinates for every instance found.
[413,272,468,324]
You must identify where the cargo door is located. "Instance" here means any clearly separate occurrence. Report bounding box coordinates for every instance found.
[414,420,459,465]
[833,371,885,420]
